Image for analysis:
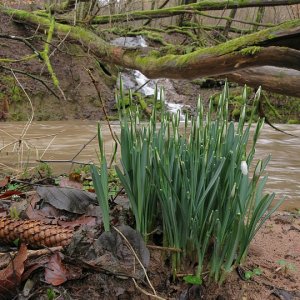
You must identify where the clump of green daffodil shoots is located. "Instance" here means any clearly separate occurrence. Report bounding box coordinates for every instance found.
[91,79,284,284]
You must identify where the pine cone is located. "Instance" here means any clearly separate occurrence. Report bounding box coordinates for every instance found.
[0,217,73,247]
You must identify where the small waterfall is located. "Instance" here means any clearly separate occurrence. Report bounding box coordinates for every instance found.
[112,36,188,120]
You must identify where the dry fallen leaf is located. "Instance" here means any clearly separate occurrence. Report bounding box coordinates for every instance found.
[0,176,10,188]
[0,243,28,299]
[60,177,83,189]
[58,215,96,228]
[36,186,96,214]
[45,252,82,286]
[45,252,68,286]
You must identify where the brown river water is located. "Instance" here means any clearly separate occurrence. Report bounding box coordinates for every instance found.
[0,121,299,210]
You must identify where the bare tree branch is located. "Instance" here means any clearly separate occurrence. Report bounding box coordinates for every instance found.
[0,66,60,99]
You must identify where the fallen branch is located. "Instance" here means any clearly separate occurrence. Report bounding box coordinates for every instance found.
[147,244,182,253]
[89,0,300,25]
[221,67,300,97]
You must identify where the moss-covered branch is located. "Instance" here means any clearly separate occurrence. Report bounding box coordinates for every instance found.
[0,54,38,63]
[40,17,59,87]
[89,0,300,25]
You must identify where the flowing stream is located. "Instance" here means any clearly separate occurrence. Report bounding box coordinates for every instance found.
[0,121,299,210]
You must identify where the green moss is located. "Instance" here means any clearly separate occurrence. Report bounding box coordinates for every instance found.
[0,75,22,103]
[10,111,28,121]
[40,17,59,87]
[107,114,119,121]
[240,46,261,56]
[138,96,147,110]
[259,92,300,123]
[232,108,240,118]
[115,95,131,109]
[287,119,300,124]
[149,50,161,58]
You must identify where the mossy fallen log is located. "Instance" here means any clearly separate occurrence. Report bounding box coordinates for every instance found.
[1,5,300,97]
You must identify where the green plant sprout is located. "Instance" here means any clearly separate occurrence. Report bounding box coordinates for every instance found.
[35,162,53,177]
[7,183,20,191]
[90,123,110,232]
[183,275,202,285]
[244,267,262,280]
[47,288,57,300]
[82,180,94,191]
[276,260,297,273]
[9,206,20,219]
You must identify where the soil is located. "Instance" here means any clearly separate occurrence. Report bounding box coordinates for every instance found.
[0,181,299,300]
[0,11,116,121]
[60,211,300,300]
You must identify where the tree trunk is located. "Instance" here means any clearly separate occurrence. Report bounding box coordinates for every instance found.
[252,7,266,32]
[223,8,238,37]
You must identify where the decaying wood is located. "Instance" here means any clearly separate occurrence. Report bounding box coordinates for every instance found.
[222,67,300,97]
[0,217,73,247]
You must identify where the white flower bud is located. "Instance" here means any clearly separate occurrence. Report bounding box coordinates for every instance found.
[254,160,262,177]
[196,116,200,129]
[241,161,248,176]
[230,183,236,198]
[175,131,179,143]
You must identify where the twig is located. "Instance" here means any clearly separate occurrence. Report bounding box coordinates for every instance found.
[86,69,117,145]
[144,0,170,26]
[37,159,91,165]
[11,71,34,171]
[36,132,97,168]
[147,244,182,253]
[0,132,62,152]
[113,226,160,298]
[39,135,57,160]
[70,133,97,162]
[0,105,59,175]
[132,279,166,300]
[11,71,34,142]
[197,11,275,28]
[49,30,71,59]
[0,162,18,173]
[0,34,42,59]
[134,80,151,94]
